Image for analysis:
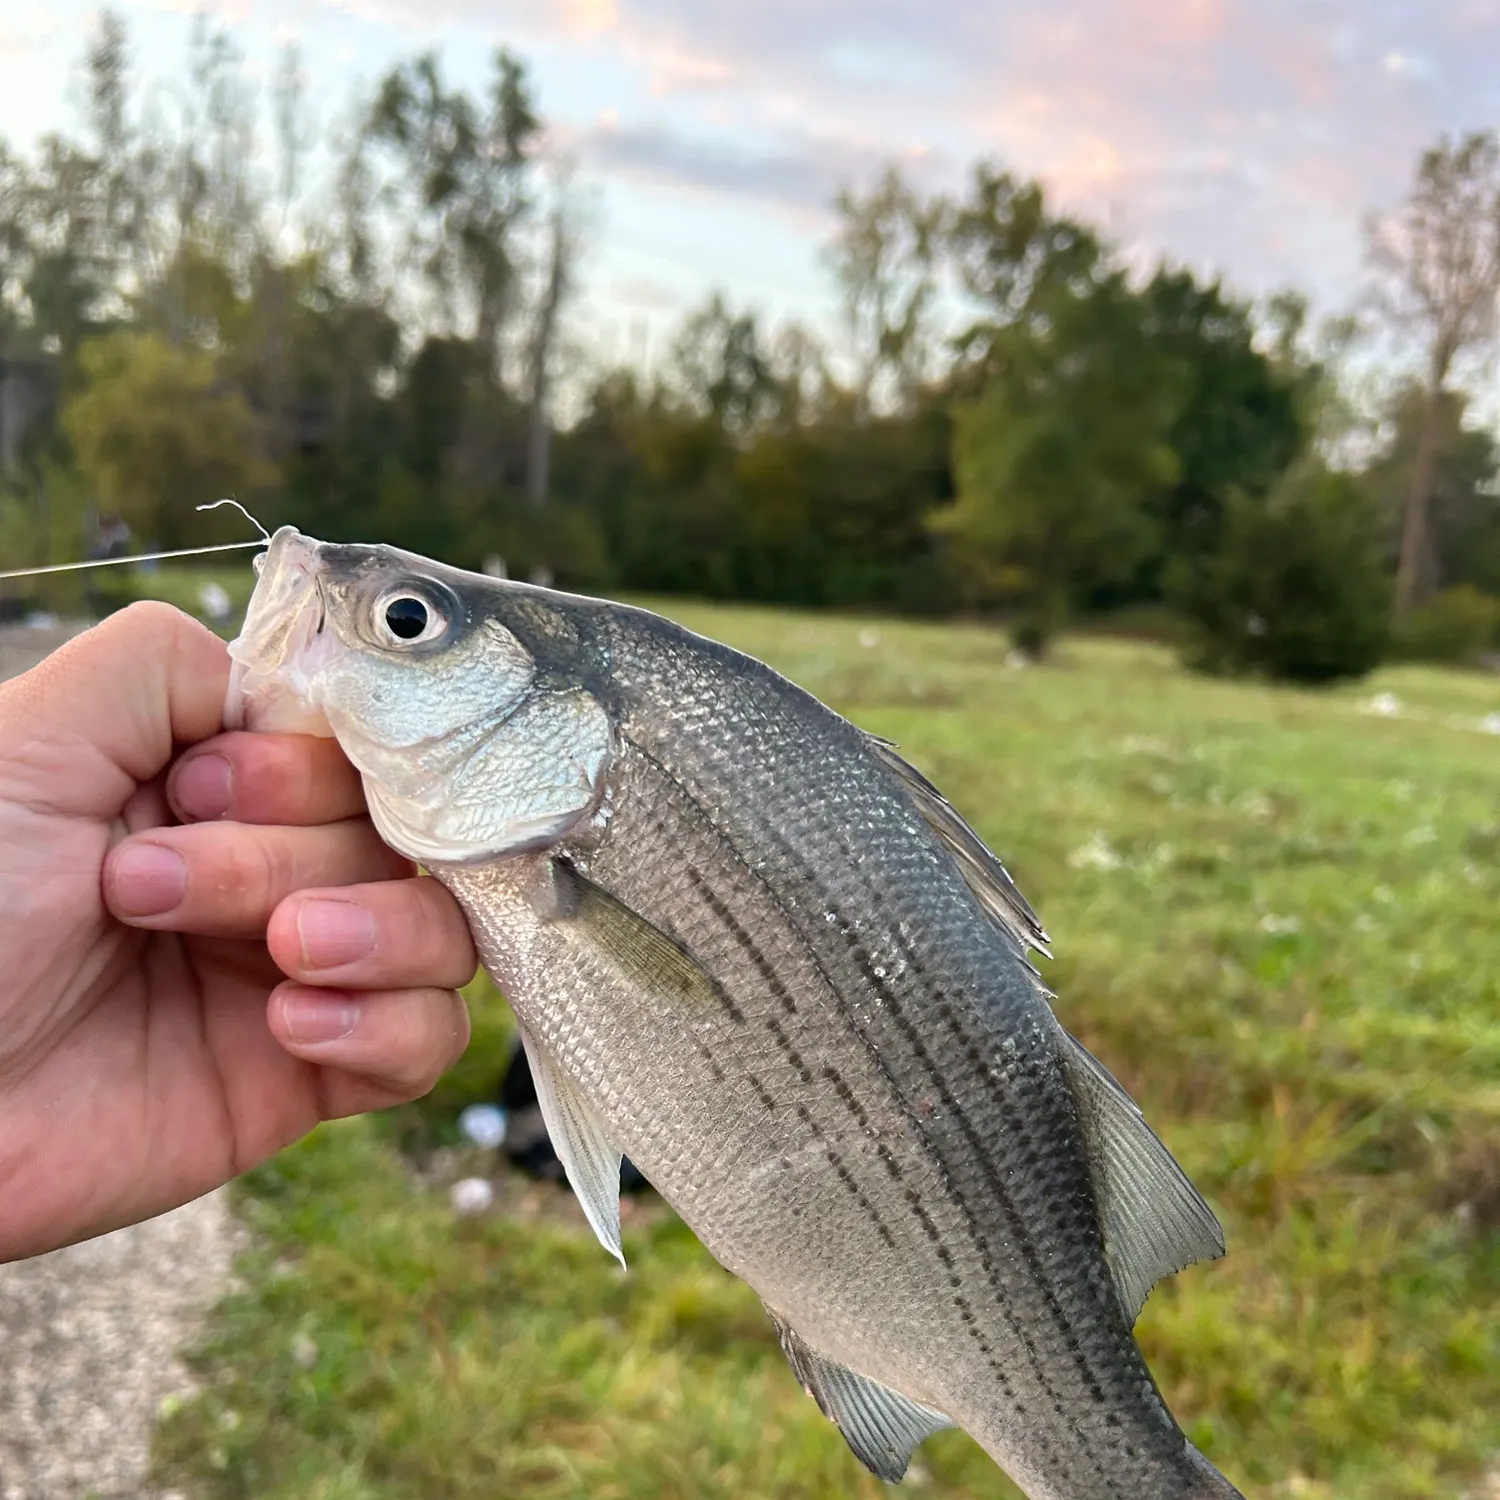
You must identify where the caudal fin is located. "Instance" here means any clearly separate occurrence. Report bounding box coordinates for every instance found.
[1186,1441,1246,1499]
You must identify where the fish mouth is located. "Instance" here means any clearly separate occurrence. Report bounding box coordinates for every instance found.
[224,527,344,736]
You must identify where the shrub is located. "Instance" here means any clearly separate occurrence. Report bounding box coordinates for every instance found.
[1172,462,1390,685]
[1391,584,1500,664]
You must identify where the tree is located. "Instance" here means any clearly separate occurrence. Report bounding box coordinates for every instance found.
[1175,461,1389,684]
[934,272,1184,652]
[1366,130,1500,614]
[522,184,582,508]
[1362,382,1500,596]
[61,332,275,547]
[367,49,540,383]
[826,167,942,415]
[1136,268,1307,596]
[946,162,1103,377]
[668,294,779,440]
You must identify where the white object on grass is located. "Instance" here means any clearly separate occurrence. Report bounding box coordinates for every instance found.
[458,1103,508,1148]
[198,581,233,621]
[450,1177,496,1217]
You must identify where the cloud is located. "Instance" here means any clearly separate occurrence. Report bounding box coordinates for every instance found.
[605,271,681,310]
[574,119,904,215]
[0,15,62,60]
[561,0,619,36]
[108,0,1500,313]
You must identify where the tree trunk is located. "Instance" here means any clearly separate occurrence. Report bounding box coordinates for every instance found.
[1393,382,1444,616]
[524,209,567,510]
[525,403,552,512]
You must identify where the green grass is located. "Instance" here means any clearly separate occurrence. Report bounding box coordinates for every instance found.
[92,561,261,636]
[151,605,1499,1500]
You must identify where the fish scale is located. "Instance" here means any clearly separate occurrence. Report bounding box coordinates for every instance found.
[228,527,1246,1500]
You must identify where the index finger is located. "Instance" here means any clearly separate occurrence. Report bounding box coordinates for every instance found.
[169,731,368,827]
[0,603,228,817]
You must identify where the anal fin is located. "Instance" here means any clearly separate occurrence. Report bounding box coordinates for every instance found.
[516,1021,626,1267]
[766,1307,952,1483]
[1060,1033,1225,1324]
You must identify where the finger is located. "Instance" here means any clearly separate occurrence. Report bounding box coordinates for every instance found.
[268,983,471,1111]
[169,731,366,826]
[104,818,412,938]
[268,878,478,991]
[0,603,228,816]
[121,773,170,835]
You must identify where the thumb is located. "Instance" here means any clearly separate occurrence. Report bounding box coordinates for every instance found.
[0,602,231,817]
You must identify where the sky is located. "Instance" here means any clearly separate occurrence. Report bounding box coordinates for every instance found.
[1,0,1497,372]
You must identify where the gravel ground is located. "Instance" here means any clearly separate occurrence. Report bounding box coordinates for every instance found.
[0,620,93,680]
[0,622,244,1500]
[0,1194,242,1500]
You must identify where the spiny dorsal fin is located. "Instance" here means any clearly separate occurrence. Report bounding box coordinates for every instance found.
[515,1020,626,1267]
[1059,1033,1225,1324]
[866,735,1050,959]
[765,1306,953,1483]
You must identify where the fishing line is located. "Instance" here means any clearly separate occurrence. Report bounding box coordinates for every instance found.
[0,499,272,582]
[194,497,272,542]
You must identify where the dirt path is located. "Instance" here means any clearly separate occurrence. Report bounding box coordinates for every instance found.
[0,1193,242,1500]
[0,622,244,1500]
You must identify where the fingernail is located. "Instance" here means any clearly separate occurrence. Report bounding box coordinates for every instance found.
[297,899,377,971]
[110,843,188,916]
[280,988,362,1045]
[173,753,233,821]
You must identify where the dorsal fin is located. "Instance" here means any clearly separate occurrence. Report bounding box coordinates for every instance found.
[1059,1033,1225,1324]
[765,1307,952,1483]
[866,735,1050,959]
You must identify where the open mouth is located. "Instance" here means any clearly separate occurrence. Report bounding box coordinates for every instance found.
[224,529,343,736]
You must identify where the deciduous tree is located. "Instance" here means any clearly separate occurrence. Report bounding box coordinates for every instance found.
[1367,130,1500,613]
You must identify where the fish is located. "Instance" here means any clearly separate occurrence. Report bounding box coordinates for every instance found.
[227,526,1245,1500]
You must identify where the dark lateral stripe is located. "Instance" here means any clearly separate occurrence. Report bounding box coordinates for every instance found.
[701,767,1104,1411]
[833,904,1113,1430]
[792,1101,898,1251]
[881,922,1111,1410]
[680,847,908,1257]
[626,744,1070,1468]
[807,839,1119,1483]
[695,1040,726,1084]
[684,864,798,1016]
[737,1064,900,1253]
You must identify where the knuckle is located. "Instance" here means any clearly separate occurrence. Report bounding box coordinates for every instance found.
[236,735,306,812]
[399,991,468,1092]
[114,599,182,634]
[217,826,290,909]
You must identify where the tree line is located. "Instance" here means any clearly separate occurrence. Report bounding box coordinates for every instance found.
[1,13,1498,681]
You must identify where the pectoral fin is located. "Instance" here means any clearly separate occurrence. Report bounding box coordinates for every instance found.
[766,1307,952,1483]
[1060,1033,1226,1324]
[539,858,730,1014]
[515,1020,626,1267]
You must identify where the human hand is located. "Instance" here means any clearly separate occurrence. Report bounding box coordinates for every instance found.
[0,602,477,1263]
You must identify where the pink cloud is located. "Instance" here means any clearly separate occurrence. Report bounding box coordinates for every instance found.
[114,0,1500,312]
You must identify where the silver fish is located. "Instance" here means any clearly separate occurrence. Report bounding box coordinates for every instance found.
[228,527,1245,1500]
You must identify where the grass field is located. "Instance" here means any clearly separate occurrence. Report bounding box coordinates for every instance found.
[144,591,1499,1500]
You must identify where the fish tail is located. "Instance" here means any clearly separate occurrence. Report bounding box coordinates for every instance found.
[1184,1441,1246,1499]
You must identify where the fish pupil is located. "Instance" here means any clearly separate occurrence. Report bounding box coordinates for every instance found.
[385,596,429,640]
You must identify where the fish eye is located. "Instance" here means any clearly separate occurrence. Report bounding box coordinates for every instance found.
[373,587,449,648]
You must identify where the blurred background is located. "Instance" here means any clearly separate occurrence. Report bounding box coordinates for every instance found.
[0,4,1496,1498]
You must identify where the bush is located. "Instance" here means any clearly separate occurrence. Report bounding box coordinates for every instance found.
[1172,462,1390,685]
[1391,584,1500,664]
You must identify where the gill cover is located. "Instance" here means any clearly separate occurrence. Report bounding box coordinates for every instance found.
[227,527,615,865]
